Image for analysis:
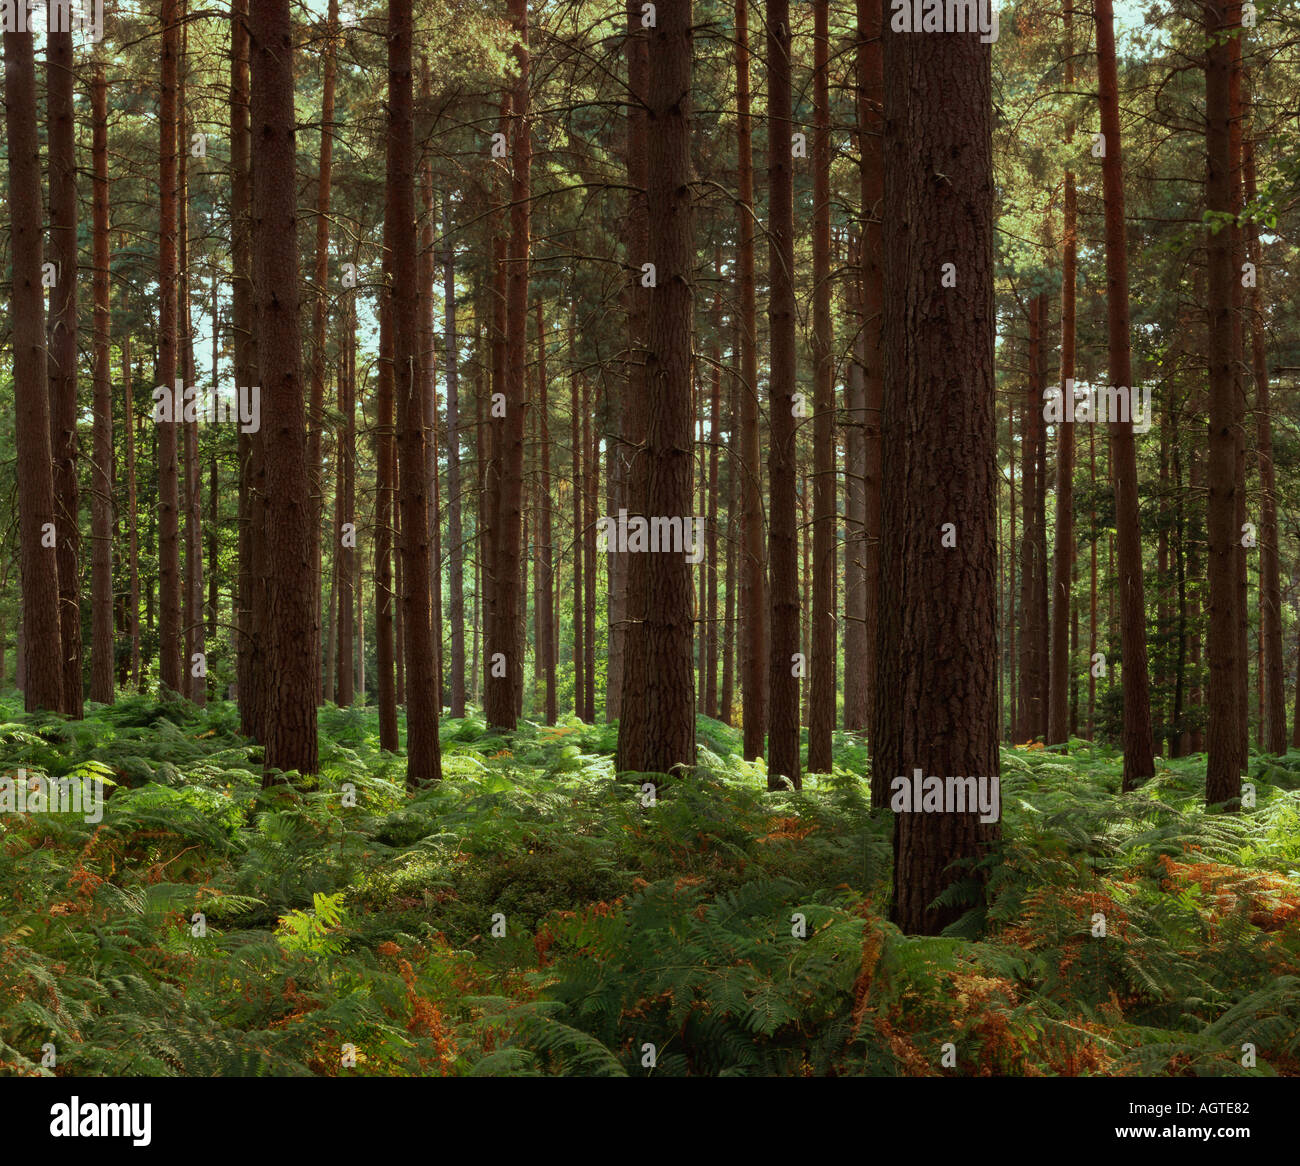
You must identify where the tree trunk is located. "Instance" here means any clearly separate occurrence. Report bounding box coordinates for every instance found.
[535,300,557,724]
[250,0,319,778]
[445,193,468,717]
[337,291,357,706]
[47,11,83,718]
[1203,0,1244,805]
[4,25,63,713]
[388,0,441,786]
[880,12,1001,936]
[1049,26,1078,746]
[734,0,766,762]
[616,0,697,775]
[90,62,115,705]
[807,0,835,773]
[309,0,338,705]
[766,0,800,791]
[1096,0,1155,790]
[485,0,531,732]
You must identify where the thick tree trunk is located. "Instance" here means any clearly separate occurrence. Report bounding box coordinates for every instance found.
[807,0,835,773]
[389,0,441,786]
[4,26,63,713]
[1096,0,1155,790]
[1204,0,1245,805]
[617,0,697,774]
[880,13,1001,936]
[158,0,183,698]
[231,0,263,736]
[734,0,767,762]
[90,63,115,705]
[123,328,141,690]
[484,0,531,731]
[250,0,319,778]
[309,0,338,704]
[766,0,801,791]
[858,0,884,750]
[47,13,83,718]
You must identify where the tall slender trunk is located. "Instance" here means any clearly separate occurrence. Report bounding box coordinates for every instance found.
[250,0,319,778]
[535,300,557,724]
[734,0,766,761]
[807,0,835,773]
[766,0,800,791]
[1049,23,1078,746]
[617,0,697,774]
[389,0,441,786]
[47,11,83,717]
[444,193,467,717]
[1245,134,1284,754]
[880,14,1000,936]
[90,63,115,704]
[1096,0,1155,790]
[4,26,63,713]
[337,292,357,705]
[232,0,262,736]
[1204,0,1245,805]
[376,284,399,748]
[485,0,531,731]
[572,354,586,720]
[123,325,141,690]
[309,0,338,704]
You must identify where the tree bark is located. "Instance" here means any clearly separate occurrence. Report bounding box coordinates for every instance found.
[90,62,115,705]
[4,26,63,713]
[880,12,1001,936]
[807,0,835,773]
[766,0,800,791]
[1203,0,1245,805]
[250,0,319,778]
[47,9,83,717]
[1096,0,1156,790]
[734,0,767,762]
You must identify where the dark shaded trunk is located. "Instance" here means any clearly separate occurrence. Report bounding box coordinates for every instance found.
[90,63,115,705]
[879,13,1001,935]
[1096,0,1155,790]
[807,0,835,773]
[4,26,63,713]
[765,0,800,791]
[47,13,83,717]
[250,0,319,778]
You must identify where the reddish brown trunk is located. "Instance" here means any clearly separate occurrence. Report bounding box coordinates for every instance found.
[1204,0,1245,804]
[47,13,83,717]
[250,0,319,777]
[880,18,1000,935]
[90,63,114,705]
[807,0,834,773]
[766,0,800,791]
[734,0,766,762]
[4,26,63,713]
[1096,0,1155,789]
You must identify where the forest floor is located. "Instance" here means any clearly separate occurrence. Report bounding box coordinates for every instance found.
[1,693,1298,1077]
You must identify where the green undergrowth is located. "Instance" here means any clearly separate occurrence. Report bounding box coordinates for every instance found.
[1,692,1298,1076]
